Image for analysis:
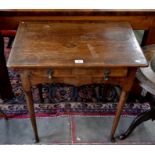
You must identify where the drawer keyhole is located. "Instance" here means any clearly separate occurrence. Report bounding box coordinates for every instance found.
[103,69,111,80]
[47,69,53,79]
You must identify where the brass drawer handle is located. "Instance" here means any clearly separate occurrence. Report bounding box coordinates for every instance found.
[47,69,53,79]
[103,69,111,80]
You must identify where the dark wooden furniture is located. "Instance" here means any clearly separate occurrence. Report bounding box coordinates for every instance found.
[0,34,14,100]
[1,9,155,100]
[7,21,147,142]
[1,9,155,45]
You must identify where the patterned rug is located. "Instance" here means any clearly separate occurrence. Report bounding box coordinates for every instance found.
[0,36,150,118]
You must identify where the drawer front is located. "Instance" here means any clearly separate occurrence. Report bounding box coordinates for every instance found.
[30,68,128,79]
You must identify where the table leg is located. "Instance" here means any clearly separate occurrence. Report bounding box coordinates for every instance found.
[110,90,128,141]
[20,71,39,143]
[141,28,155,46]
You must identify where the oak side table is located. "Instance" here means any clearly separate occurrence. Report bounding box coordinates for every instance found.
[7,21,147,142]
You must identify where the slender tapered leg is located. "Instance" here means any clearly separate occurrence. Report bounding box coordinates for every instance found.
[20,71,39,143]
[110,90,128,141]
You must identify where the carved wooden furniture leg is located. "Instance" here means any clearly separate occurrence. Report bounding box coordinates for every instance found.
[20,71,39,143]
[119,109,154,140]
[119,94,155,140]
[110,90,128,141]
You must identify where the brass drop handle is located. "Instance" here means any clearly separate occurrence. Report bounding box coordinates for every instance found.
[47,69,53,79]
[103,68,111,81]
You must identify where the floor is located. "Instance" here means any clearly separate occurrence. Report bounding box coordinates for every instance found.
[0,115,155,144]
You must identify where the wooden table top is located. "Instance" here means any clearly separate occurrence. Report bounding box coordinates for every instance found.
[7,21,147,68]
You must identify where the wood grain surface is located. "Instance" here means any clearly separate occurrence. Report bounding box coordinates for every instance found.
[7,22,147,68]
